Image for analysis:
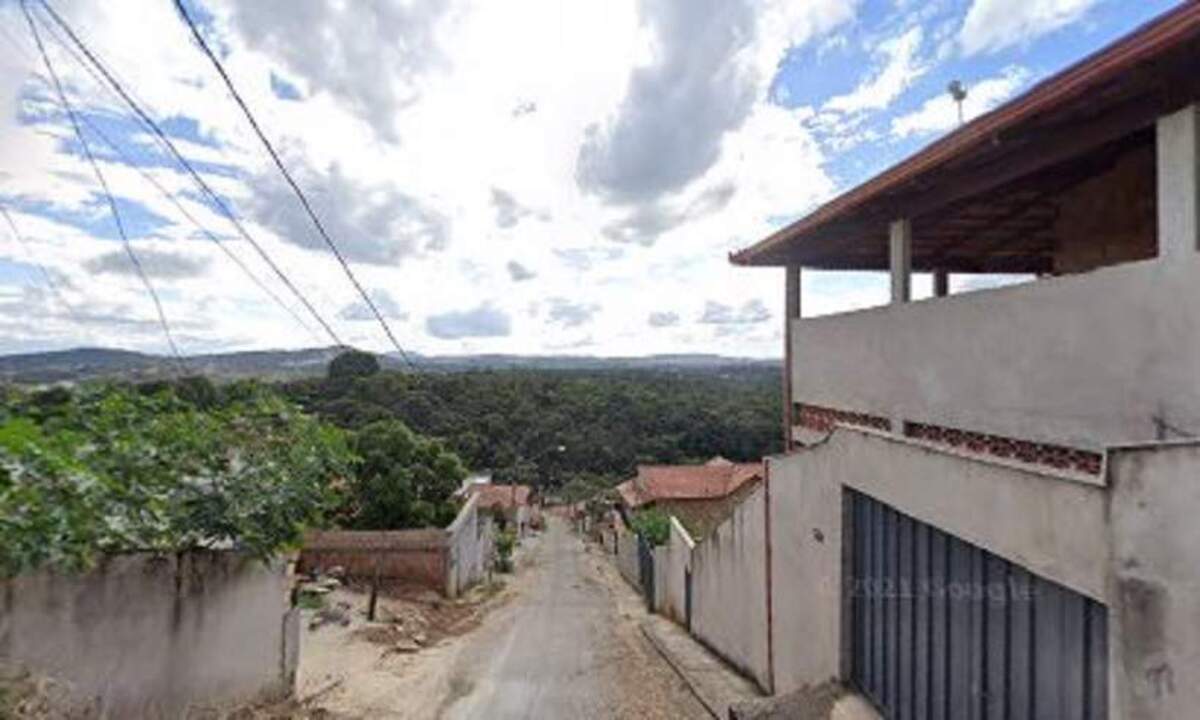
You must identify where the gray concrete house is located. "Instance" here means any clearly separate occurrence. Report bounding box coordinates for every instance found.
[731,5,1200,719]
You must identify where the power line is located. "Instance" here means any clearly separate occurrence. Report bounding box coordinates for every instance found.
[73,111,324,345]
[171,0,417,370]
[22,0,187,374]
[0,203,83,325]
[34,0,346,350]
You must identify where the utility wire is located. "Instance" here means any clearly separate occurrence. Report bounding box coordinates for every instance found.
[22,0,187,374]
[172,0,416,370]
[35,0,345,349]
[74,111,324,345]
[25,13,321,343]
[0,203,83,325]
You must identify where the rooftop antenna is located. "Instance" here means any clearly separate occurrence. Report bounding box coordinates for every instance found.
[948,80,968,126]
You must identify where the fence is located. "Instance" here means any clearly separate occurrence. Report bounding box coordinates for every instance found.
[0,551,298,717]
[299,494,493,598]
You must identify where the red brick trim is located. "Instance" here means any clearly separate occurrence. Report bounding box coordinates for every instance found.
[904,421,1102,475]
[795,403,891,433]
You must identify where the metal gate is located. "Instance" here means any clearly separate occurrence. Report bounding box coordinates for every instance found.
[848,490,1108,720]
[637,535,655,610]
[684,567,693,631]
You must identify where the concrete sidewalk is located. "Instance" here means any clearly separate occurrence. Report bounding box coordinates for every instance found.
[640,615,762,719]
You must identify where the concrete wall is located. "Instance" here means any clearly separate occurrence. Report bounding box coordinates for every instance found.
[1053,142,1157,274]
[444,495,493,598]
[1108,442,1200,720]
[0,552,294,718]
[768,428,1110,695]
[791,254,1200,449]
[690,483,771,691]
[658,517,693,625]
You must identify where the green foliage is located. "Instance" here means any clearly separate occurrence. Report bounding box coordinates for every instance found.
[0,382,353,577]
[282,366,781,490]
[494,529,516,573]
[631,507,671,547]
[344,419,467,530]
[327,350,381,381]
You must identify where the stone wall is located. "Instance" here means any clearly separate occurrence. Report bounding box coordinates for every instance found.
[0,552,296,718]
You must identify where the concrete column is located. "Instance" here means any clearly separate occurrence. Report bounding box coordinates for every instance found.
[1156,104,1200,261]
[889,219,912,304]
[783,266,801,450]
[785,265,801,320]
[933,269,949,298]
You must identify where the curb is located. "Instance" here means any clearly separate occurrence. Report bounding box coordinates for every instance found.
[640,621,723,720]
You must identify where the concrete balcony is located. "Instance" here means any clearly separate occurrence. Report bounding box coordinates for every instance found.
[790,254,1200,453]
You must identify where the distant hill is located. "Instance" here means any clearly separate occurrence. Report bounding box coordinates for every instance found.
[0,347,778,385]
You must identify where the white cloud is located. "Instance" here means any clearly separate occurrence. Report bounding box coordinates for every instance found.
[0,0,860,359]
[959,0,1100,56]
[890,65,1030,138]
[825,26,927,114]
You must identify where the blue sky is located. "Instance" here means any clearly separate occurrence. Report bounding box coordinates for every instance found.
[0,0,1187,358]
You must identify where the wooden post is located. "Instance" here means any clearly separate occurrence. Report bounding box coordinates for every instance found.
[367,561,380,621]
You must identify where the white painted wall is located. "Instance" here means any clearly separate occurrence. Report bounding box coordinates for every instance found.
[658,517,693,625]
[0,552,293,717]
[445,494,493,598]
[791,255,1200,449]
[691,484,771,691]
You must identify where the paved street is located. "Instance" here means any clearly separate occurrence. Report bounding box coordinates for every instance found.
[301,515,707,719]
[441,515,706,719]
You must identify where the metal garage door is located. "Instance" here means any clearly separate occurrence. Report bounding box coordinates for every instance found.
[848,490,1108,720]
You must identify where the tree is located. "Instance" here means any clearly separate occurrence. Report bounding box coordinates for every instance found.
[345,419,467,530]
[327,349,381,381]
[0,383,353,577]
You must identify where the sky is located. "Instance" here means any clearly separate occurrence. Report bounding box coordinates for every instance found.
[0,0,1183,359]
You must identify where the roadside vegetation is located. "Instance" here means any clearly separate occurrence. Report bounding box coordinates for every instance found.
[0,380,352,577]
[630,507,672,546]
[2,351,780,576]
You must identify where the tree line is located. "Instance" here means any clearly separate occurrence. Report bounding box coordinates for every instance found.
[282,350,783,493]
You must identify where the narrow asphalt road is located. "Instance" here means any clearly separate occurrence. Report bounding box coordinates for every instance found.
[438,515,707,719]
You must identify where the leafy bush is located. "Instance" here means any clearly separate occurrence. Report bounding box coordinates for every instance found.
[494,529,516,573]
[631,507,671,547]
[0,382,353,577]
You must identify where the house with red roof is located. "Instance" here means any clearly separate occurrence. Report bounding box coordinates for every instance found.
[467,483,534,536]
[615,456,762,537]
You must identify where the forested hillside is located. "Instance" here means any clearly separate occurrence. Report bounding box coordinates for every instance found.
[280,363,783,490]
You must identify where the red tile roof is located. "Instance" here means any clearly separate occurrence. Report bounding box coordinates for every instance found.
[617,458,763,508]
[469,483,532,510]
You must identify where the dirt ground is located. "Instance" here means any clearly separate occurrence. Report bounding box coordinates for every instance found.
[286,516,707,719]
